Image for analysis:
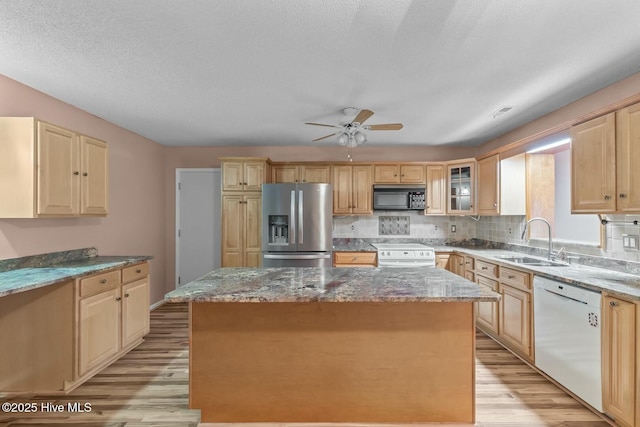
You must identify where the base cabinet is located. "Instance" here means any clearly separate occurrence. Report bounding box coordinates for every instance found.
[602,294,636,427]
[333,251,377,267]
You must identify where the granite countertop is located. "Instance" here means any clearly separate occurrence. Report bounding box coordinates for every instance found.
[164,267,500,303]
[0,249,152,298]
[332,242,377,252]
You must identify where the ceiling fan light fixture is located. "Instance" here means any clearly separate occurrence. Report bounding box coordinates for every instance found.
[354,131,367,145]
[337,132,349,146]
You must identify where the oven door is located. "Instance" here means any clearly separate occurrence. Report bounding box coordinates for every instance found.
[377,259,436,268]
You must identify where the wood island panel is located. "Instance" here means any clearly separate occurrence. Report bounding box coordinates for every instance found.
[190,301,475,424]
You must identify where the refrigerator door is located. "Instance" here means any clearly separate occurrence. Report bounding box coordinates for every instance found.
[262,183,297,252]
[262,252,332,267]
[296,183,333,252]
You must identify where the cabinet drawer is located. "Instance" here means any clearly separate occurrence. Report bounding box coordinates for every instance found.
[79,270,121,298]
[333,252,377,266]
[122,262,149,284]
[464,256,475,270]
[499,267,530,291]
[475,260,498,279]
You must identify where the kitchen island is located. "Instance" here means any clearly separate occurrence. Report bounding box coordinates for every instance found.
[165,267,500,425]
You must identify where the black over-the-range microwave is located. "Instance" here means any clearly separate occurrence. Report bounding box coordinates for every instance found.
[372,184,426,210]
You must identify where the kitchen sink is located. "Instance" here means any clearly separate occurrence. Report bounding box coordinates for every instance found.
[495,256,569,267]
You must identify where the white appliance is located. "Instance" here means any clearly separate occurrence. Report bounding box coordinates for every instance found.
[372,243,436,268]
[533,276,602,412]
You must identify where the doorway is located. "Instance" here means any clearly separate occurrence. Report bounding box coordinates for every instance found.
[175,168,221,287]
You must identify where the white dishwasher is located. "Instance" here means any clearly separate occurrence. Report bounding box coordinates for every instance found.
[533,276,602,412]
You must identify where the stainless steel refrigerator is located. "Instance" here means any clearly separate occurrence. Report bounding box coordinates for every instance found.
[262,183,333,267]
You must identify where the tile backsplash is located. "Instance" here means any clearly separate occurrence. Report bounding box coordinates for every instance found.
[334,213,640,264]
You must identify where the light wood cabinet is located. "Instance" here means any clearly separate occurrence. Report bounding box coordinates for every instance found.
[221,194,262,267]
[475,259,532,360]
[272,164,331,183]
[477,154,500,215]
[332,165,373,215]
[447,161,476,214]
[426,165,446,215]
[602,294,636,427]
[77,262,150,378]
[0,117,108,218]
[435,253,450,269]
[221,158,269,191]
[373,164,425,184]
[476,275,499,334]
[571,102,640,213]
[333,251,377,267]
[447,253,465,276]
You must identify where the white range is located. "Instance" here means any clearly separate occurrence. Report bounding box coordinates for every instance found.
[372,243,436,268]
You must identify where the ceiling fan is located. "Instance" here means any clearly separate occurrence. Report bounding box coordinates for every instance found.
[305,108,403,148]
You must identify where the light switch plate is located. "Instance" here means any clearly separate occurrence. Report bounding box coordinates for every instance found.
[622,234,639,250]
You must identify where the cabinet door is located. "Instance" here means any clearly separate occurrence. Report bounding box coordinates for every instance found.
[243,194,262,267]
[435,254,450,269]
[499,284,531,357]
[222,161,245,191]
[301,165,331,183]
[121,278,150,347]
[447,162,475,214]
[603,295,635,426]
[616,103,640,212]
[426,165,446,215]
[400,165,425,183]
[80,135,109,215]
[333,252,377,267]
[447,254,464,276]
[37,122,80,215]
[477,154,500,215]
[272,165,298,183]
[222,194,244,267]
[373,165,400,183]
[78,288,120,376]
[332,165,353,214]
[243,161,265,191]
[571,114,616,213]
[351,165,373,215]
[476,276,499,334]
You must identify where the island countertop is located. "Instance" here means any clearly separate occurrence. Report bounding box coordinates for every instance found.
[164,266,500,303]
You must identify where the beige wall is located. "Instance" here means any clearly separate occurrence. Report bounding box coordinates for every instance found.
[0,75,168,305]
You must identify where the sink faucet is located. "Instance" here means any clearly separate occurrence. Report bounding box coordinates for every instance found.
[521,217,553,260]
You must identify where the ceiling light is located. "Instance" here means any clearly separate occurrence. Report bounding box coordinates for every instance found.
[490,106,513,119]
[337,133,349,146]
[354,131,367,145]
[527,137,571,153]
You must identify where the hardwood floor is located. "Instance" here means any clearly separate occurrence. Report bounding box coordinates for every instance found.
[0,303,611,427]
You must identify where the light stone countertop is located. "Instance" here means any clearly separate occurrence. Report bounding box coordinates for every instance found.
[164,266,500,303]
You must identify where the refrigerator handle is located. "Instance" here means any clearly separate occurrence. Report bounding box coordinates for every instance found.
[298,190,303,244]
[290,190,296,244]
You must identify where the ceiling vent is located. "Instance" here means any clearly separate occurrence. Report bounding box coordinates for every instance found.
[490,106,513,119]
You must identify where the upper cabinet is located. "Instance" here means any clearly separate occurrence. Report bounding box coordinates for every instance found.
[425,164,446,215]
[0,117,108,218]
[476,154,500,215]
[221,157,270,192]
[571,102,640,213]
[447,160,476,215]
[332,165,373,215]
[271,164,331,184]
[373,164,425,184]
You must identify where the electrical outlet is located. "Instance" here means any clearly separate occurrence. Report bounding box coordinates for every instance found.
[351,225,355,231]
[508,227,512,234]
[451,225,456,233]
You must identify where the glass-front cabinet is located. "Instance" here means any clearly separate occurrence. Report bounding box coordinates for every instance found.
[447,161,476,214]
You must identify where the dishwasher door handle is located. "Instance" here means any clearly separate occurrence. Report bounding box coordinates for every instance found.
[541,287,588,305]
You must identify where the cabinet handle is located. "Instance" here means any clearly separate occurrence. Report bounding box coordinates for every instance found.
[493,203,497,207]
[481,266,488,270]
[352,257,358,262]
[125,293,130,298]
[100,279,107,284]
[73,171,80,175]
[604,195,611,200]
[619,193,628,198]
[136,269,142,273]
[508,275,515,279]
[83,172,88,176]
[116,297,122,301]
[610,301,619,307]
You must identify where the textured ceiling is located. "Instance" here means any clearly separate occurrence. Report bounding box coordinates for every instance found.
[1,0,640,147]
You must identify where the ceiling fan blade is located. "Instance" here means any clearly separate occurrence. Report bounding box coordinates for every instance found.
[305,122,342,128]
[367,123,404,131]
[312,133,337,142]
[352,109,374,125]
